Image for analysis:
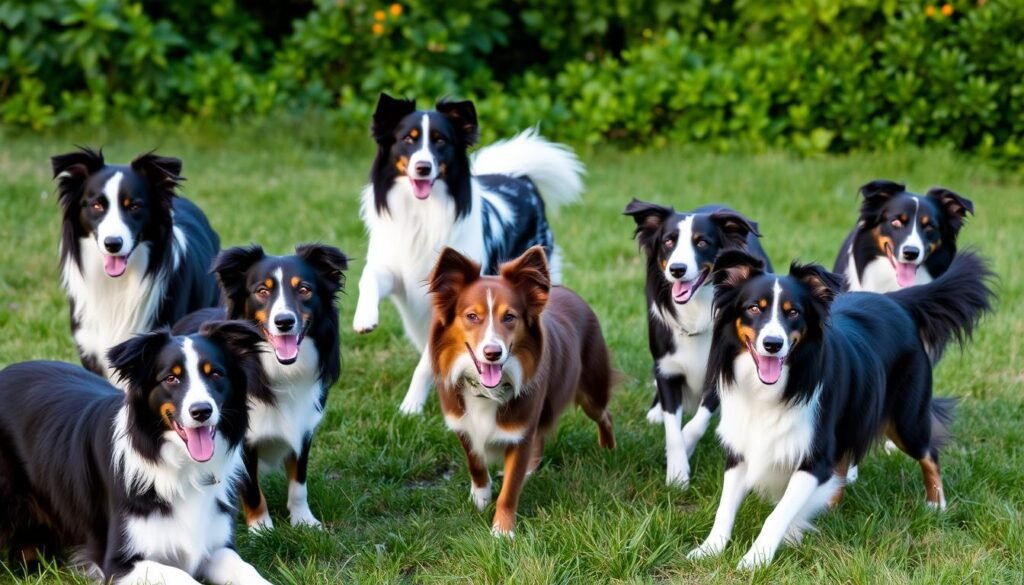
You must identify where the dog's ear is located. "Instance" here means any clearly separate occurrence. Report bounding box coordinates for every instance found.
[200,320,265,361]
[429,247,481,326]
[857,179,905,226]
[500,246,551,325]
[107,329,172,396]
[51,146,105,208]
[926,187,974,235]
[130,151,184,195]
[709,209,761,246]
[436,98,479,147]
[789,262,844,306]
[211,245,265,316]
[712,249,765,290]
[372,93,417,144]
[623,199,674,254]
[296,244,349,296]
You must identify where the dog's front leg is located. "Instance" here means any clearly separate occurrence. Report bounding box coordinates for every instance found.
[115,560,202,585]
[736,469,824,570]
[688,459,749,561]
[398,348,433,415]
[203,547,273,585]
[353,262,393,334]
[491,432,535,538]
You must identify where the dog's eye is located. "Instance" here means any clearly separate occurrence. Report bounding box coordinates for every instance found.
[127,202,141,212]
[466,312,481,324]
[255,287,270,299]
[922,223,934,232]
[91,201,104,212]
[209,370,223,380]
[403,135,414,145]
[435,137,446,146]
[663,238,674,249]
[164,374,180,386]
[695,239,709,249]
[786,308,800,318]
[890,219,903,229]
[502,313,517,324]
[747,305,761,316]
[297,285,312,297]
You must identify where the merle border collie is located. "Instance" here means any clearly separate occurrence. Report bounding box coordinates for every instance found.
[687,250,993,570]
[353,93,584,415]
[174,244,347,530]
[623,199,771,488]
[52,147,221,382]
[428,246,614,536]
[0,322,272,584]
[835,179,974,292]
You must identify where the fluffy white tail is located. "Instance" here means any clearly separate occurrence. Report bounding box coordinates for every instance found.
[471,127,584,210]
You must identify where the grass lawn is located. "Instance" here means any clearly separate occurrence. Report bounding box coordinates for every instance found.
[0,121,1021,584]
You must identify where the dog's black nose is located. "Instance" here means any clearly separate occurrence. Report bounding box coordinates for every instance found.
[902,246,920,261]
[669,263,687,279]
[104,236,123,253]
[274,313,296,332]
[189,402,213,423]
[762,336,784,354]
[482,344,502,362]
[414,161,432,177]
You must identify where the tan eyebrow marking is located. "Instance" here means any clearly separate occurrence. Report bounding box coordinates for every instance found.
[291,276,301,287]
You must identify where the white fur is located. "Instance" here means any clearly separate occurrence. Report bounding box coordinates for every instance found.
[663,216,698,281]
[408,114,438,182]
[663,408,689,488]
[471,479,493,510]
[180,339,219,428]
[756,280,790,356]
[355,131,583,414]
[266,267,297,336]
[117,561,200,585]
[444,393,528,466]
[202,548,273,585]
[97,172,134,255]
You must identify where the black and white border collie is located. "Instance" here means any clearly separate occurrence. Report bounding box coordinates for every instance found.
[52,147,221,382]
[353,93,584,415]
[835,179,974,292]
[623,199,771,488]
[174,244,347,530]
[0,322,271,584]
[687,250,993,570]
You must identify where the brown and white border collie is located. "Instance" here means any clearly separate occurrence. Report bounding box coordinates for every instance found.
[427,246,615,537]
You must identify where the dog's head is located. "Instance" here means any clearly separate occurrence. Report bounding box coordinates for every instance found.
[107,321,264,463]
[428,246,549,393]
[369,93,478,217]
[52,148,183,278]
[710,250,842,387]
[856,180,974,287]
[624,199,761,305]
[211,243,347,366]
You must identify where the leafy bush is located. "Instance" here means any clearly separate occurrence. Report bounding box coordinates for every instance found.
[1,0,1022,164]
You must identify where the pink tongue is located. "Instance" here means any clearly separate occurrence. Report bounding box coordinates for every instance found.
[104,255,127,277]
[411,179,433,199]
[672,280,695,303]
[480,362,503,388]
[184,426,215,462]
[895,262,918,287]
[270,334,299,361]
[753,353,783,385]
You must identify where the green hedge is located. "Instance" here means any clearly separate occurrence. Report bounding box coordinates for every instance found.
[2,0,1022,163]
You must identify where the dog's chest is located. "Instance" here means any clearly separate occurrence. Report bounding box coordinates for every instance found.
[249,341,324,460]
[123,488,232,575]
[847,255,934,292]
[652,290,714,396]
[716,359,820,502]
[444,392,527,465]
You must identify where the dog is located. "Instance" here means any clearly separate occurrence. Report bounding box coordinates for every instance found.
[687,249,993,570]
[52,147,221,382]
[427,246,615,537]
[623,199,771,488]
[0,322,272,584]
[352,93,584,415]
[835,179,973,292]
[173,244,347,530]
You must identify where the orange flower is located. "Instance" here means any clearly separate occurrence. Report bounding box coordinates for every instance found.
[372,22,384,35]
[374,9,386,20]
[941,3,954,15]
[390,3,402,16]
[925,5,936,16]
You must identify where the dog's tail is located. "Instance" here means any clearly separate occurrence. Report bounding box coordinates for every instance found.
[887,250,995,360]
[471,127,584,210]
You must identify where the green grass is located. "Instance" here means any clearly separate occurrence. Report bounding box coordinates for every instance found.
[0,121,1022,584]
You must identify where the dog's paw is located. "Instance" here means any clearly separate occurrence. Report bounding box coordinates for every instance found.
[846,464,859,483]
[289,505,323,529]
[687,539,724,561]
[737,547,772,571]
[490,524,515,539]
[470,483,492,511]
[352,303,379,334]
[646,403,664,424]
[666,448,691,489]
[398,395,426,416]
[247,511,274,533]
[883,439,899,455]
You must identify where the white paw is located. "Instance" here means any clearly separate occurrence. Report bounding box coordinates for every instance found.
[737,547,772,571]
[883,439,898,455]
[398,394,426,415]
[470,483,492,511]
[491,524,515,539]
[247,511,274,533]
[289,505,323,528]
[666,448,691,489]
[925,498,947,511]
[352,303,379,334]
[646,404,664,424]
[687,540,725,561]
[846,464,859,483]
[682,427,703,458]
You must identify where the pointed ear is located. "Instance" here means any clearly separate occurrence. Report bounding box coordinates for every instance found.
[926,187,974,234]
[857,179,905,226]
[709,209,761,246]
[711,249,765,290]
[436,99,479,146]
[107,329,172,394]
[428,247,481,326]
[211,245,265,310]
[52,146,105,207]
[500,246,551,325]
[789,262,844,306]
[296,244,349,295]
[623,198,674,253]
[372,93,417,144]
[131,152,184,193]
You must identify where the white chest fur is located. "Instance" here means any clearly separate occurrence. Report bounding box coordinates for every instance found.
[444,392,527,466]
[716,356,820,502]
[248,340,324,464]
[652,287,714,410]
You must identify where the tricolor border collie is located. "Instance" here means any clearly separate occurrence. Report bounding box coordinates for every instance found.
[353,93,584,415]
[428,246,615,536]
[0,322,271,584]
[623,199,771,488]
[687,250,993,570]
[835,179,974,292]
[52,147,221,382]
[174,244,348,530]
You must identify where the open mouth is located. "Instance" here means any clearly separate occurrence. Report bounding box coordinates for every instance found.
[884,243,918,288]
[172,420,217,462]
[465,342,503,389]
[671,269,709,304]
[410,178,434,200]
[103,252,131,277]
[746,338,783,385]
[263,327,304,364]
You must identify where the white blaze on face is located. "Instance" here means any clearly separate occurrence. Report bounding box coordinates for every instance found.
[748,279,788,386]
[473,288,507,389]
[95,172,134,259]
[407,114,438,199]
[266,267,301,362]
[177,338,220,462]
[664,215,697,283]
[899,197,925,265]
